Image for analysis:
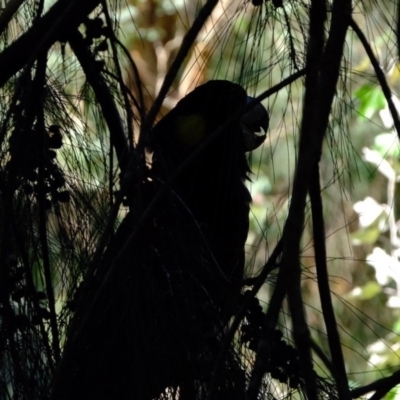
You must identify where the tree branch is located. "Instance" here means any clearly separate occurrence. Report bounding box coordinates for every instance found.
[0,0,101,88]
[351,369,400,399]
[275,0,329,397]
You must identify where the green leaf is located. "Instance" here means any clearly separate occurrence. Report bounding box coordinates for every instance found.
[349,282,382,300]
[393,319,400,334]
[350,227,381,245]
[354,85,387,119]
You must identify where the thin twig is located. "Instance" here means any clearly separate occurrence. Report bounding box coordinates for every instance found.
[102,1,137,152]
[350,18,400,141]
[309,168,349,399]
[68,30,129,173]
[141,0,219,140]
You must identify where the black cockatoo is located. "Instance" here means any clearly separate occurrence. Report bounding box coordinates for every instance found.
[50,80,268,400]
[150,80,269,296]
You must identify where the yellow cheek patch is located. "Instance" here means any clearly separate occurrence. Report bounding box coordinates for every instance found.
[176,114,207,148]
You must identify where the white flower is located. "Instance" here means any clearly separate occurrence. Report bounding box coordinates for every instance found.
[366,247,400,286]
[353,197,386,229]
